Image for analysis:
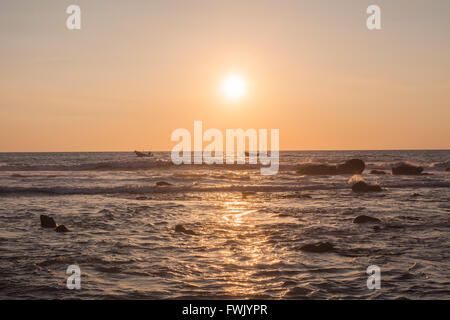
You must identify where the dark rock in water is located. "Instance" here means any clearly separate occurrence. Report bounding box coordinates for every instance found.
[136,196,148,200]
[242,191,256,197]
[156,181,173,186]
[352,181,382,193]
[40,215,57,228]
[336,159,365,174]
[392,164,423,175]
[40,215,70,232]
[55,225,69,233]
[446,168,450,172]
[373,226,381,231]
[353,215,381,224]
[174,224,196,235]
[370,170,387,175]
[297,159,365,175]
[298,242,334,253]
[297,164,337,175]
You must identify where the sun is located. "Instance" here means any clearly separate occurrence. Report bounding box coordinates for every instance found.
[222,74,247,101]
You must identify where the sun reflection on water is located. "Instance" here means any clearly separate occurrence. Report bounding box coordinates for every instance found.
[214,194,279,297]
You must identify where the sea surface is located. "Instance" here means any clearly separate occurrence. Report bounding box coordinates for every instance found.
[0,150,449,299]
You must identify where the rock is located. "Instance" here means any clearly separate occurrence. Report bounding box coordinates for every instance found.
[136,196,148,200]
[55,225,69,233]
[40,215,57,228]
[370,170,387,175]
[353,215,381,224]
[156,181,173,186]
[392,164,423,175]
[336,159,365,174]
[352,181,382,193]
[174,224,196,235]
[298,242,334,253]
[296,164,337,175]
[297,159,365,175]
[446,168,450,172]
[373,226,381,231]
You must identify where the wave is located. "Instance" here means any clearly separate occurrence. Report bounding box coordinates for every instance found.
[429,160,450,169]
[0,159,174,171]
[0,184,338,195]
[365,160,450,171]
[1,181,449,196]
[291,160,449,172]
[0,161,277,172]
[0,158,448,172]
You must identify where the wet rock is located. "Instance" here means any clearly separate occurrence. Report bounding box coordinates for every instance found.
[297,164,337,175]
[174,224,196,235]
[446,168,450,172]
[156,181,173,186]
[353,215,381,224]
[370,170,387,175]
[135,196,148,200]
[373,226,381,232]
[55,225,70,233]
[40,215,57,228]
[297,159,365,175]
[352,181,382,193]
[392,164,423,175]
[298,242,334,253]
[336,159,365,174]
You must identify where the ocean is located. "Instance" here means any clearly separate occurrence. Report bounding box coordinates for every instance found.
[0,150,449,299]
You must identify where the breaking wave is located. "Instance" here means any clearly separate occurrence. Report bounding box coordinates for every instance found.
[0,159,174,171]
[1,181,449,195]
[0,159,448,172]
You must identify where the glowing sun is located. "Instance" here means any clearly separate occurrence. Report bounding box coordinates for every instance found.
[222,74,247,101]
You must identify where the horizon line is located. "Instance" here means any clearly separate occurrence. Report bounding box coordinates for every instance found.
[1,148,450,153]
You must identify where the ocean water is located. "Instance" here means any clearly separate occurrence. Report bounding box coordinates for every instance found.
[0,150,449,299]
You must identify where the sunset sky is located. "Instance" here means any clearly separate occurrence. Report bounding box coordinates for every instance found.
[0,0,449,152]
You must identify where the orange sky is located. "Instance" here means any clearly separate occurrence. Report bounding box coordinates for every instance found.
[0,0,449,152]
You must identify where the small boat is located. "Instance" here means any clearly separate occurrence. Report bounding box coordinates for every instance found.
[134,151,153,157]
